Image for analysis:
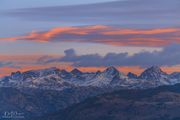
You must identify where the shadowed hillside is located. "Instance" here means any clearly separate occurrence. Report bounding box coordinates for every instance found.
[38,84,180,120]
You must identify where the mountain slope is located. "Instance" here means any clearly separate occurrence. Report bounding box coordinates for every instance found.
[0,86,112,118]
[127,72,138,79]
[38,84,180,120]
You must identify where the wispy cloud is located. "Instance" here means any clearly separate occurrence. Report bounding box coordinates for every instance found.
[5,0,180,27]
[0,25,179,47]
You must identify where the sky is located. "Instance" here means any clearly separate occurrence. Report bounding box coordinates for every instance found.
[0,0,179,77]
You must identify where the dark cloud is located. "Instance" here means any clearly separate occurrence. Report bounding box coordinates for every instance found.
[36,55,55,64]
[43,44,180,67]
[5,0,180,28]
[64,49,76,57]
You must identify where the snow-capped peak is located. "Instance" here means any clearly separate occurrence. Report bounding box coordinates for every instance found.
[103,66,119,75]
[148,66,163,72]
[138,66,170,85]
[139,66,167,79]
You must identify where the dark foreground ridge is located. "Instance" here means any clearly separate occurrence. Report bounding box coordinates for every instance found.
[37,83,180,120]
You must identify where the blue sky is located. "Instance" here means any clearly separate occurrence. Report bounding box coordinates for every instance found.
[0,0,117,9]
[1,0,179,37]
[0,0,117,37]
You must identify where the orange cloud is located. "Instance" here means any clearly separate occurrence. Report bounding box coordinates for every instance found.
[102,28,179,35]
[0,25,179,47]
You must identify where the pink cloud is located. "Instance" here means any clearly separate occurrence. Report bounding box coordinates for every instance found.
[0,25,179,47]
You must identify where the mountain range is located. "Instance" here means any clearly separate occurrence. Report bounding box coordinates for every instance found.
[0,66,180,119]
[1,66,180,90]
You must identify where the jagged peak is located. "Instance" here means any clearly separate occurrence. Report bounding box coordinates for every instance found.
[96,70,101,74]
[103,66,120,75]
[148,66,161,71]
[127,72,137,75]
[11,71,21,76]
[143,66,167,74]
[71,68,82,75]
[127,72,138,79]
[139,66,168,80]
[60,69,69,73]
[105,66,118,72]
